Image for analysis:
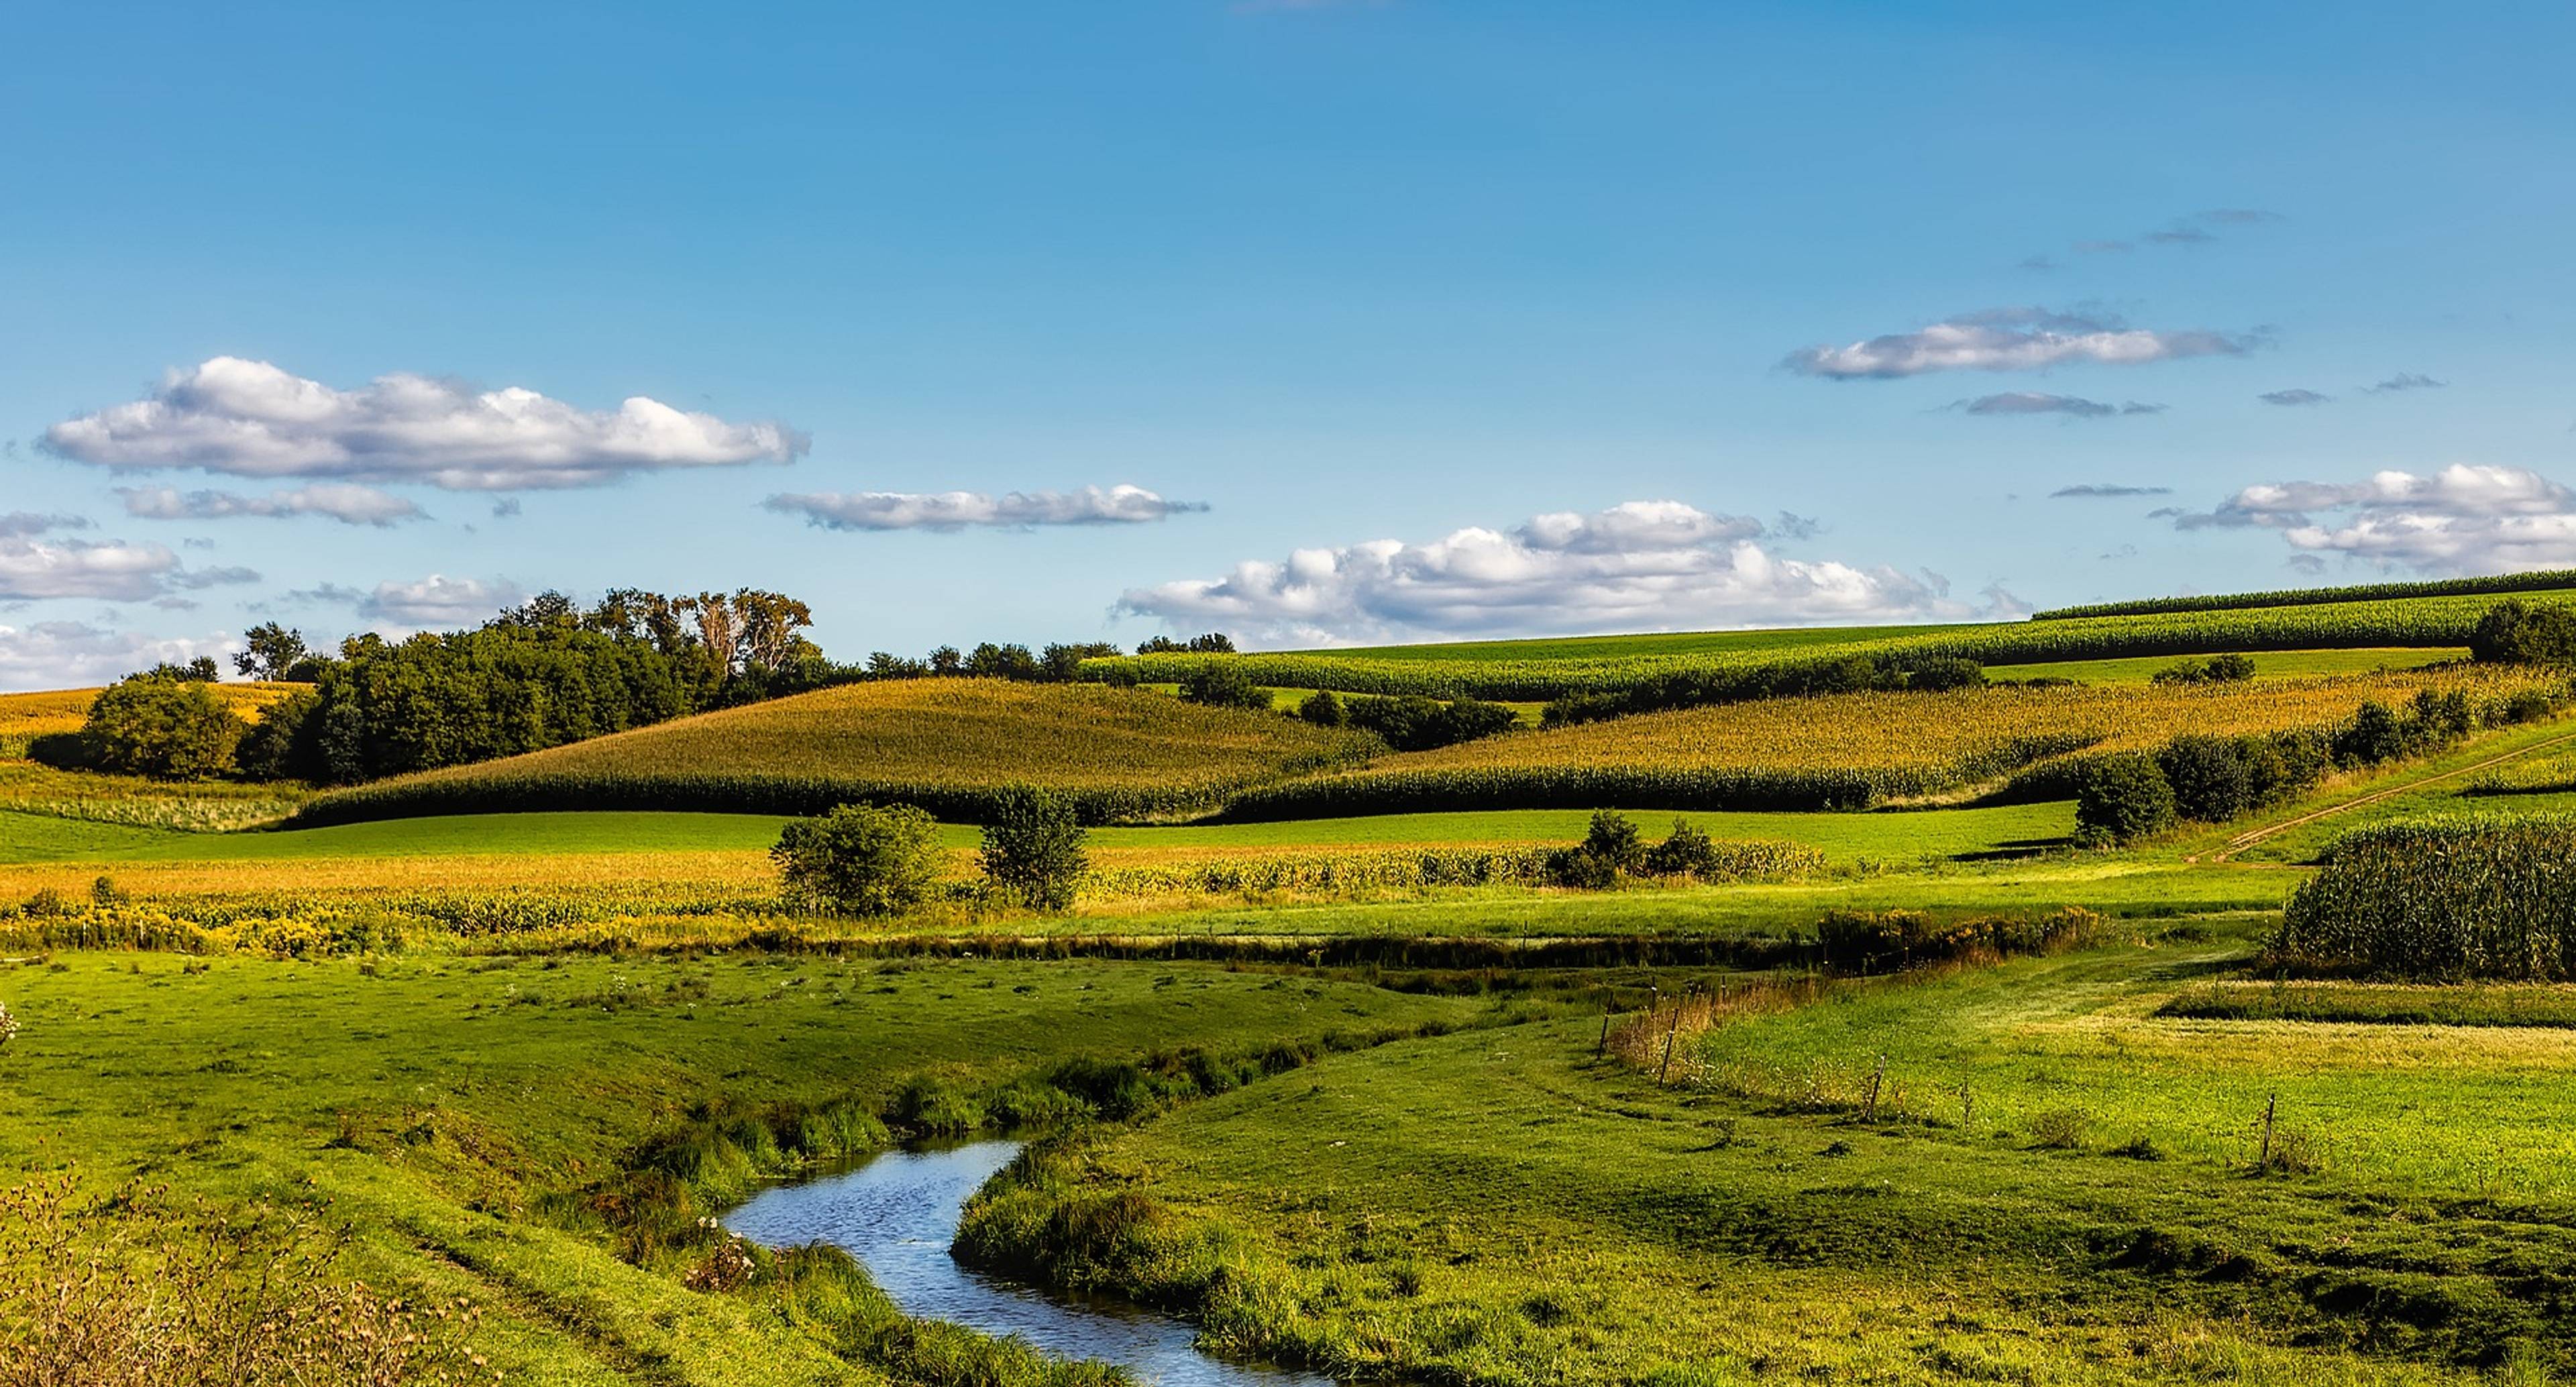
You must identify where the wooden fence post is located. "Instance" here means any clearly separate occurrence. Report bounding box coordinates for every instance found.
[2259,1091,2277,1171]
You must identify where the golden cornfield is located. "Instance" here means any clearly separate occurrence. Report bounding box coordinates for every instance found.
[1228,667,2570,818]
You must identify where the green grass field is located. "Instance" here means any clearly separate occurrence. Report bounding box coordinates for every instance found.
[965,919,2576,1385]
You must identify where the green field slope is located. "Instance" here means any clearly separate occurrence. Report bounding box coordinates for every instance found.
[292,679,1379,827]
[1089,587,2572,699]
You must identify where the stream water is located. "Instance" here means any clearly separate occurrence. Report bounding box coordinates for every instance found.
[724,1140,1336,1387]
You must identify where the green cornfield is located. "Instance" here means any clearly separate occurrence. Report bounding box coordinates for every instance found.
[2277,814,2576,980]
[292,679,1379,826]
[2032,571,2576,621]
[1087,592,2557,700]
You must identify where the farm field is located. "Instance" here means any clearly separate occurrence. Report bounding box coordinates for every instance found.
[996,920,2576,1386]
[15,582,2576,1386]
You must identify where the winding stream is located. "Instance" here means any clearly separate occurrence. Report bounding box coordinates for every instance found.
[724,1140,1334,1387]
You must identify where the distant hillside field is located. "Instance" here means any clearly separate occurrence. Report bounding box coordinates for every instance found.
[1222,666,2568,819]
[290,678,1379,826]
[1090,589,2576,700]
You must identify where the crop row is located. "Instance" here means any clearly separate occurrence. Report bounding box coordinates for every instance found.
[1085,593,2532,700]
[2033,572,2576,622]
[1222,668,2567,819]
[2277,814,2576,981]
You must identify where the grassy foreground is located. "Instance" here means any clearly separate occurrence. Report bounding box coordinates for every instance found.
[0,949,1489,1384]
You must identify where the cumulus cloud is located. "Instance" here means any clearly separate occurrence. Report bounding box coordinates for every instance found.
[0,620,236,693]
[117,483,427,527]
[1783,308,2252,380]
[2259,388,2332,406]
[354,574,527,629]
[2052,484,2174,498]
[42,357,806,491]
[2364,372,2447,394]
[0,512,91,538]
[0,537,186,602]
[763,484,1207,533]
[2171,464,2576,571]
[1949,392,2168,419]
[1114,500,2000,646]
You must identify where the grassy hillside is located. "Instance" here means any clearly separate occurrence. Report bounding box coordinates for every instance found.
[292,678,1379,827]
[1225,666,2566,818]
[1090,588,2571,699]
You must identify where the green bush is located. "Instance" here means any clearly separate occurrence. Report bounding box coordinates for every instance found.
[80,673,244,781]
[1296,689,1346,727]
[2471,599,2576,665]
[2156,736,2257,822]
[1641,818,1723,877]
[979,788,1089,911]
[772,803,945,915]
[1177,663,1271,712]
[2074,753,2176,846]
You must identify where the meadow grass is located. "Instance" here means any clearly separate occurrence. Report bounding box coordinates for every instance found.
[978,921,2576,1386]
[0,950,1485,1385]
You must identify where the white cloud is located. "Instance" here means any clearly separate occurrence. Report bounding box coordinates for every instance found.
[1116,499,2001,646]
[1784,308,2252,380]
[0,537,187,602]
[117,482,427,526]
[0,512,91,538]
[2175,464,2576,571]
[43,357,806,490]
[354,574,527,629]
[0,620,235,693]
[764,484,1206,532]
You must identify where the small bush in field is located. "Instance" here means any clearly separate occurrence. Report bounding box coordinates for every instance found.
[2074,753,2176,846]
[979,788,1089,911]
[2027,1108,2092,1150]
[1642,818,1723,877]
[772,803,945,915]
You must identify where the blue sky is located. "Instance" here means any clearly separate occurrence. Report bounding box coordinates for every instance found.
[3,0,2571,685]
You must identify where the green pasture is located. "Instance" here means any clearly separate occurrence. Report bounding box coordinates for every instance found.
[1014,921,2576,1385]
[0,950,1480,1385]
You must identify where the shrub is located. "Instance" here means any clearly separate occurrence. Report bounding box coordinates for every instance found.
[979,788,1089,911]
[1344,694,1518,751]
[1297,689,1346,728]
[0,999,15,1048]
[2027,1108,2092,1150]
[1547,810,1644,887]
[1641,818,1722,877]
[80,673,244,781]
[2471,599,2576,665]
[2074,753,2176,846]
[1176,663,1271,712]
[2157,735,2257,822]
[233,687,319,782]
[772,803,945,915]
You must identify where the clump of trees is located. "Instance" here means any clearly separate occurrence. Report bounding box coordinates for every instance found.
[1136,632,1236,655]
[1299,690,1519,751]
[2076,687,2539,846]
[1542,653,1984,728]
[76,667,246,779]
[2471,600,2576,665]
[2150,653,2257,685]
[1544,811,1736,888]
[1177,663,1273,712]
